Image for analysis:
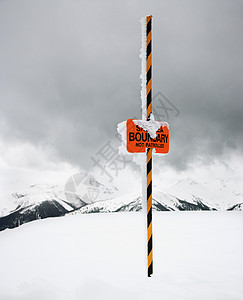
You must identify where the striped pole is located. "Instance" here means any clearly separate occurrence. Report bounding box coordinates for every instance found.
[146,15,153,277]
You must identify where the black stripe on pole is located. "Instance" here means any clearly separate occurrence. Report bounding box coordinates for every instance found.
[147,181,152,197]
[146,42,151,58]
[147,207,152,225]
[148,235,153,253]
[148,262,153,276]
[147,67,152,83]
[147,19,151,35]
[147,157,152,172]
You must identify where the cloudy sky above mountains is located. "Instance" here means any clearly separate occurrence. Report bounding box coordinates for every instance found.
[1,0,243,202]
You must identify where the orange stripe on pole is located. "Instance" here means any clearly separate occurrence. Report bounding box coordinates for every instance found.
[148,222,152,240]
[147,195,152,213]
[147,54,152,72]
[147,147,152,160]
[147,170,152,187]
[147,15,152,23]
[148,249,153,266]
[147,31,151,45]
[147,79,151,95]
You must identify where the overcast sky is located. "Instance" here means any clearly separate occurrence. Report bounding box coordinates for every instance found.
[0,0,243,198]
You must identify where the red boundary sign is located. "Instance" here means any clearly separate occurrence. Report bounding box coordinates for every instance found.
[126,119,169,154]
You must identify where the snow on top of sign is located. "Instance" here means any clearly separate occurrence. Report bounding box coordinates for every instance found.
[133,114,169,139]
[133,116,159,139]
[117,119,146,212]
[117,121,129,156]
[117,120,146,176]
[140,16,147,121]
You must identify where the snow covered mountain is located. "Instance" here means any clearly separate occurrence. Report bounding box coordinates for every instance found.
[70,177,243,215]
[0,183,85,232]
[1,176,242,231]
[71,191,212,215]
[0,173,119,231]
[164,178,243,210]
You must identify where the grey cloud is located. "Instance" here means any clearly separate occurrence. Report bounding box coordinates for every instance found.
[0,0,243,171]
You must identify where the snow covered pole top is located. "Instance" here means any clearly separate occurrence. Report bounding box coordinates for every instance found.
[140,15,152,121]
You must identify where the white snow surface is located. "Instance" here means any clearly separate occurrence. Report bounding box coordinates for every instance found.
[133,117,169,139]
[0,211,243,300]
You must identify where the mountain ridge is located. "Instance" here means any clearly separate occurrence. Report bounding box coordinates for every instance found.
[0,176,242,231]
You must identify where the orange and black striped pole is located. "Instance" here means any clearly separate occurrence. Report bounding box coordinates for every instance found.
[146,15,153,277]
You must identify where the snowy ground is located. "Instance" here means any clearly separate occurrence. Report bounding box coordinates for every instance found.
[0,211,243,300]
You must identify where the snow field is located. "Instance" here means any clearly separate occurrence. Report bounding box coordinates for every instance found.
[0,211,243,300]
